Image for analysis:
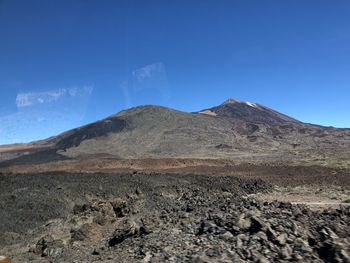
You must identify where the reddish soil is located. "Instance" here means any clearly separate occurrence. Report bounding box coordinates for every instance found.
[1,158,349,187]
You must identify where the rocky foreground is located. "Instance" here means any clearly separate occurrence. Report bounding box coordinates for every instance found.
[0,172,350,262]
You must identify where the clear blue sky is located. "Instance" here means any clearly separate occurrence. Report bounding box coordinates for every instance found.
[1,0,350,144]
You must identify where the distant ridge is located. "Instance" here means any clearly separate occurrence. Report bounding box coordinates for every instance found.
[1,99,350,165]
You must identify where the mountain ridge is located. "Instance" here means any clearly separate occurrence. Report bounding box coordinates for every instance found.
[1,99,349,166]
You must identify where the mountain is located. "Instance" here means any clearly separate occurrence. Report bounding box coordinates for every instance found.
[199,98,299,124]
[1,99,350,166]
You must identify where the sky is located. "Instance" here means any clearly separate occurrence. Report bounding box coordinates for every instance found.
[1,0,350,144]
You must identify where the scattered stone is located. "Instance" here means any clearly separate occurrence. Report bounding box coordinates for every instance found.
[110,198,130,218]
[73,198,91,214]
[93,214,108,225]
[275,233,288,246]
[237,215,252,230]
[219,231,234,241]
[222,192,233,199]
[31,235,63,257]
[3,173,350,262]
[92,248,101,256]
[71,225,89,242]
[109,219,148,247]
[249,216,266,233]
[280,244,292,259]
[71,223,102,242]
[135,187,143,195]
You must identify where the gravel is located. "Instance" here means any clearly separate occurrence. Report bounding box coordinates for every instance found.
[0,172,349,262]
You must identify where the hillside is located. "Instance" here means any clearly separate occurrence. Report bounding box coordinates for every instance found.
[1,99,350,166]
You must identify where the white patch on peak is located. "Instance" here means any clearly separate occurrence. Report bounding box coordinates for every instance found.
[245,102,259,108]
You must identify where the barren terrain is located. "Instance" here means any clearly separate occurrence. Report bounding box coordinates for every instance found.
[1,100,350,262]
[1,162,350,262]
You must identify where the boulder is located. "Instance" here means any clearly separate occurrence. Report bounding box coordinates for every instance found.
[110,198,130,218]
[109,218,148,247]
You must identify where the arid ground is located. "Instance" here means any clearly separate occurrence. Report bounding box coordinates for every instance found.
[1,160,350,262]
[1,101,350,262]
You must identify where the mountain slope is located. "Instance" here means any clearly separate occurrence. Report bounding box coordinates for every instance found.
[199,98,300,124]
[1,99,350,165]
[57,105,235,159]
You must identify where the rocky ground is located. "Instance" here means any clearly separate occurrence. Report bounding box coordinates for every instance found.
[1,172,350,262]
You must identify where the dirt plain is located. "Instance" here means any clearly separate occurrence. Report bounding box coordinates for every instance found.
[2,158,350,187]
